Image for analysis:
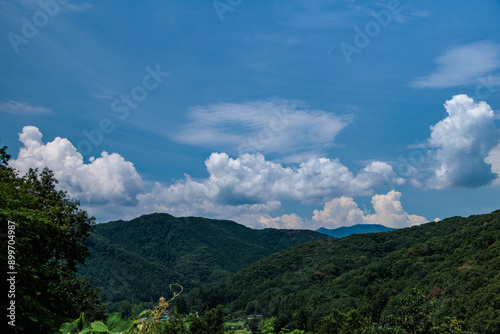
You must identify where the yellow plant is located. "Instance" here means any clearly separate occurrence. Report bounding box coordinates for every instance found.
[130,283,183,334]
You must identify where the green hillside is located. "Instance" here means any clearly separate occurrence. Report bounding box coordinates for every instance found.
[185,210,500,333]
[78,213,329,305]
[79,233,182,303]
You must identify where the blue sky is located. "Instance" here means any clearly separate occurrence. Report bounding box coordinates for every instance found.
[1,0,499,229]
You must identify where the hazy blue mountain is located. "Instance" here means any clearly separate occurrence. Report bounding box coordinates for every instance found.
[316,224,395,238]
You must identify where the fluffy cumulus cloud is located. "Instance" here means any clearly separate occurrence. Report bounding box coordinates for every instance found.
[136,180,282,227]
[11,126,144,206]
[426,95,499,189]
[130,152,404,227]
[411,41,500,88]
[312,196,365,227]
[9,126,418,228]
[173,99,351,160]
[313,190,428,229]
[258,214,305,229]
[486,143,500,186]
[142,152,403,207]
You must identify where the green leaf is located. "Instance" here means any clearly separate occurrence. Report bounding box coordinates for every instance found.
[59,322,78,334]
[106,313,133,333]
[138,309,149,317]
[91,321,109,332]
[75,313,90,331]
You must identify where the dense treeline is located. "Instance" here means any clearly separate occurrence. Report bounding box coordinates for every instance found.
[185,210,500,333]
[78,213,329,307]
[0,146,104,333]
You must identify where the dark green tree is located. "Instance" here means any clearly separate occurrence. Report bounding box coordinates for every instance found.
[175,296,188,315]
[202,305,224,334]
[0,146,105,333]
[158,308,186,334]
[371,289,469,333]
[188,313,203,334]
[316,308,371,334]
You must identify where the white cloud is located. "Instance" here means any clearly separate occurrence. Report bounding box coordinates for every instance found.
[173,99,351,159]
[364,191,428,227]
[124,152,403,226]
[486,143,500,186]
[161,152,401,204]
[0,100,51,114]
[9,126,405,226]
[426,95,499,189]
[11,126,144,206]
[312,195,365,227]
[313,190,428,229]
[258,213,305,229]
[411,41,500,88]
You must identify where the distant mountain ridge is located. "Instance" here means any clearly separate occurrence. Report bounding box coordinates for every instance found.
[316,224,395,238]
[78,213,329,304]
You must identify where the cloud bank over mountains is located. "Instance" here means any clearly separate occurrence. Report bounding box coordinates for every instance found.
[10,95,499,229]
[312,191,429,229]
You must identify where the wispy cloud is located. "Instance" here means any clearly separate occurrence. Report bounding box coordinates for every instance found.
[173,99,352,159]
[344,0,430,23]
[411,41,500,88]
[0,100,51,114]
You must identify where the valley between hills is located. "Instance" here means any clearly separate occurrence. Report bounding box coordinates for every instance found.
[79,210,500,333]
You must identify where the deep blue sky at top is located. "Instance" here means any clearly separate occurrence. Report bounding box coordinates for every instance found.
[1,0,499,229]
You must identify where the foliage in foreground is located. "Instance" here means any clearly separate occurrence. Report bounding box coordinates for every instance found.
[60,312,133,334]
[58,287,475,334]
[60,290,224,334]
[0,146,104,333]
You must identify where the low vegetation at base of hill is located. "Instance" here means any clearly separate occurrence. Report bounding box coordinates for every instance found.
[58,288,475,333]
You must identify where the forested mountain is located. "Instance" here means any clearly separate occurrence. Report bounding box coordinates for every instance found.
[78,213,329,304]
[185,210,500,333]
[316,224,395,238]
